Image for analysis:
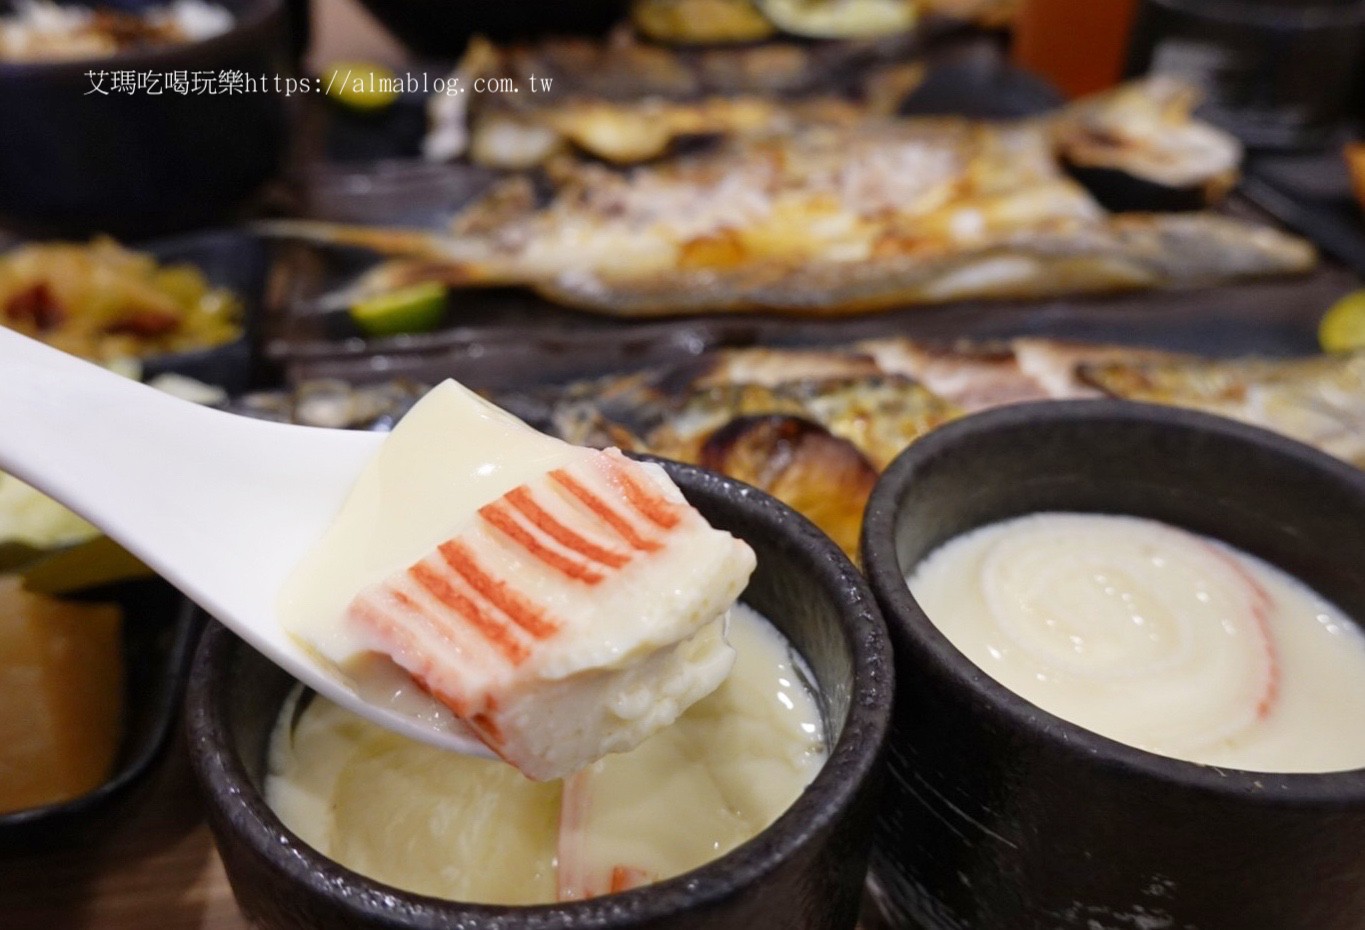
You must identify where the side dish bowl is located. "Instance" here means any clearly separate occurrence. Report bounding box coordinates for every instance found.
[186,458,892,930]
[0,580,203,852]
[861,401,1365,930]
[349,0,624,58]
[0,0,291,237]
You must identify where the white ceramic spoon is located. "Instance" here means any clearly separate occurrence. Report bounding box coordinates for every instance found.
[0,327,492,757]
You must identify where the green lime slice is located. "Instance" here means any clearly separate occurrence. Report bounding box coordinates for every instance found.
[323,61,401,113]
[350,283,449,337]
[1319,289,1365,354]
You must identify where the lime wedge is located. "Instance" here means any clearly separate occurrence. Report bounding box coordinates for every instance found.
[1319,289,1365,354]
[323,61,401,113]
[756,0,917,38]
[350,282,448,337]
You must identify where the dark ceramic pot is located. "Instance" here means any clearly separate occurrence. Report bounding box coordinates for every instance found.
[350,0,626,58]
[861,401,1365,930]
[186,458,892,930]
[1126,0,1365,149]
[0,0,291,238]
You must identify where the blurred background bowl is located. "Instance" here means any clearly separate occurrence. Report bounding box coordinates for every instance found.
[861,401,1365,930]
[186,458,892,930]
[0,0,293,238]
[348,0,626,58]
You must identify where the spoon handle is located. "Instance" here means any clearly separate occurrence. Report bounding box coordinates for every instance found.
[0,331,498,757]
[0,328,377,616]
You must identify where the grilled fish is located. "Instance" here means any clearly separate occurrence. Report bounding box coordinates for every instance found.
[425,27,928,166]
[521,342,1364,553]
[537,350,959,551]
[272,80,1314,319]
[1079,351,1365,469]
[232,343,1363,555]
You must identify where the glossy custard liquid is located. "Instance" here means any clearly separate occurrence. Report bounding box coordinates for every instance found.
[264,604,826,904]
[908,513,1365,772]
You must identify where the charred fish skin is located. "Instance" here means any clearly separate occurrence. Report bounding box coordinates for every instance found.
[699,412,878,557]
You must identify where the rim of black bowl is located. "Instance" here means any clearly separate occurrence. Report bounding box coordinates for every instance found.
[0,0,283,75]
[862,399,1365,805]
[186,457,893,928]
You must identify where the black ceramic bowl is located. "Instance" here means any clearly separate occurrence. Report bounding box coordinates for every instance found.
[350,0,626,58]
[0,0,291,238]
[0,580,202,852]
[860,401,1365,930]
[1127,0,1365,149]
[137,227,275,393]
[186,458,892,930]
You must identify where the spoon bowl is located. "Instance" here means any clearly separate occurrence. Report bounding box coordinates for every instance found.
[0,327,491,757]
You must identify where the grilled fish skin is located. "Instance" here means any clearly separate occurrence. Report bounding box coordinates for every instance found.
[700,414,878,556]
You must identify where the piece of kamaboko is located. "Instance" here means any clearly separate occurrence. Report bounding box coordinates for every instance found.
[279,380,756,781]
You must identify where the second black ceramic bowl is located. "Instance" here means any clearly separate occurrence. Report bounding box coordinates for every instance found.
[0,0,291,237]
[186,458,892,930]
[861,401,1365,930]
[351,0,625,58]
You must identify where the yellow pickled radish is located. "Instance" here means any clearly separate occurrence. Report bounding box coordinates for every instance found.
[349,282,448,336]
[1318,290,1365,354]
[0,577,123,815]
[323,61,401,112]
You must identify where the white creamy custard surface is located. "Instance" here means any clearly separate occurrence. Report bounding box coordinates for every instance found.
[276,380,757,780]
[908,513,1365,772]
[265,603,827,905]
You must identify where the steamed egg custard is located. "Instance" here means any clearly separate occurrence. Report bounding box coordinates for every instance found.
[909,513,1365,772]
[266,603,827,904]
[279,380,757,781]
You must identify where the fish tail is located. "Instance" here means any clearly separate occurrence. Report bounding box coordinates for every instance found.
[254,218,449,255]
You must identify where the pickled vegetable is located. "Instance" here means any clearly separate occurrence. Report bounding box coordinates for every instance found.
[0,237,242,362]
[0,577,123,814]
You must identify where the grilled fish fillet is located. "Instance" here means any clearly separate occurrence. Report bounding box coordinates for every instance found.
[524,342,1363,555]
[1078,351,1365,469]
[272,81,1314,318]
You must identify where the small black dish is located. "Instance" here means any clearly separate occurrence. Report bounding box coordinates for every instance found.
[0,0,291,238]
[0,579,203,853]
[1127,0,1365,149]
[861,401,1365,930]
[137,227,275,394]
[0,226,273,393]
[186,458,892,930]
[350,0,625,58]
